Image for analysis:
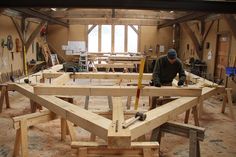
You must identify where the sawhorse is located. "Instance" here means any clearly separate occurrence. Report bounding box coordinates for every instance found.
[151,122,205,157]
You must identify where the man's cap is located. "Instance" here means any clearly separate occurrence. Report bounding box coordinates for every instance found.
[167,49,177,60]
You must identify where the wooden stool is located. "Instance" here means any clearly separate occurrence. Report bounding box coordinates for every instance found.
[221,88,235,120]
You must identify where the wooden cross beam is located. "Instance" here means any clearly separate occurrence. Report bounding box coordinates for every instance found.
[43,72,153,80]
[33,85,202,97]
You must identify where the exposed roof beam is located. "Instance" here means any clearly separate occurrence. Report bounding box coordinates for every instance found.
[68,18,158,26]
[158,12,208,29]
[11,8,69,27]
[1,0,236,13]
[50,9,177,20]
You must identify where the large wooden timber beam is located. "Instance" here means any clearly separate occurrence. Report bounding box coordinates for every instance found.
[25,21,47,51]
[43,72,153,80]
[158,12,207,29]
[12,8,69,28]
[51,73,71,85]
[8,83,111,140]
[107,97,131,147]
[129,97,199,140]
[33,85,202,97]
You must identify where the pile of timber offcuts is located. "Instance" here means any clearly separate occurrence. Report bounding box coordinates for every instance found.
[0,64,235,157]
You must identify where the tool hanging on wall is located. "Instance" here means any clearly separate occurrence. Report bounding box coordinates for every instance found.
[1,35,14,51]
[11,52,14,60]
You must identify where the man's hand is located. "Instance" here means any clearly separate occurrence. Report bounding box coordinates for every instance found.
[155,82,161,87]
[178,80,184,86]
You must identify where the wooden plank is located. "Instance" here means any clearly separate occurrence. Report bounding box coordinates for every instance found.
[108,97,131,147]
[71,141,159,149]
[9,83,111,141]
[34,85,202,97]
[108,56,143,61]
[51,73,71,85]
[43,72,63,79]
[95,63,135,69]
[129,97,199,140]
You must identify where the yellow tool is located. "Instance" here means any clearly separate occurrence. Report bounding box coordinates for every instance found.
[134,58,145,110]
[23,46,28,75]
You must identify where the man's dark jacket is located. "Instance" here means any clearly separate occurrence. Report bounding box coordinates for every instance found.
[152,55,186,85]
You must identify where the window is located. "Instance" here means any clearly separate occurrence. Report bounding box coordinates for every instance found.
[88,25,98,52]
[128,25,138,53]
[114,25,125,53]
[88,25,139,53]
[101,25,112,52]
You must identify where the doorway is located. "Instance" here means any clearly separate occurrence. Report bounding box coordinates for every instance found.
[214,33,231,82]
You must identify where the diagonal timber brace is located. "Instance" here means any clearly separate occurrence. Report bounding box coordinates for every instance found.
[8,83,111,140]
[128,97,199,140]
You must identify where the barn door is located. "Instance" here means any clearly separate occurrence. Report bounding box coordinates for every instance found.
[214,34,230,80]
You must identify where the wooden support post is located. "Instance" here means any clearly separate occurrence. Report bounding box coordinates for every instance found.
[126,96,132,110]
[189,130,200,157]
[13,129,21,157]
[107,96,113,110]
[20,119,29,157]
[198,98,204,118]
[84,96,89,110]
[192,106,200,126]
[184,109,190,124]
[222,88,235,120]
[61,118,67,141]
[5,85,10,109]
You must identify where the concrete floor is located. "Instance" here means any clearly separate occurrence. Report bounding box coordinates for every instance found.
[0,80,236,157]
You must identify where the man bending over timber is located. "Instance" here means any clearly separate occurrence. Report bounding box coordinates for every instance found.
[150,48,186,109]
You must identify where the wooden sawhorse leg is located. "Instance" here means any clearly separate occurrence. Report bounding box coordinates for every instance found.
[184,106,200,126]
[221,88,235,120]
[0,85,10,113]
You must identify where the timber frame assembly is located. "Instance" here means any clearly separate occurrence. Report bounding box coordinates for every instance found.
[0,64,234,157]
